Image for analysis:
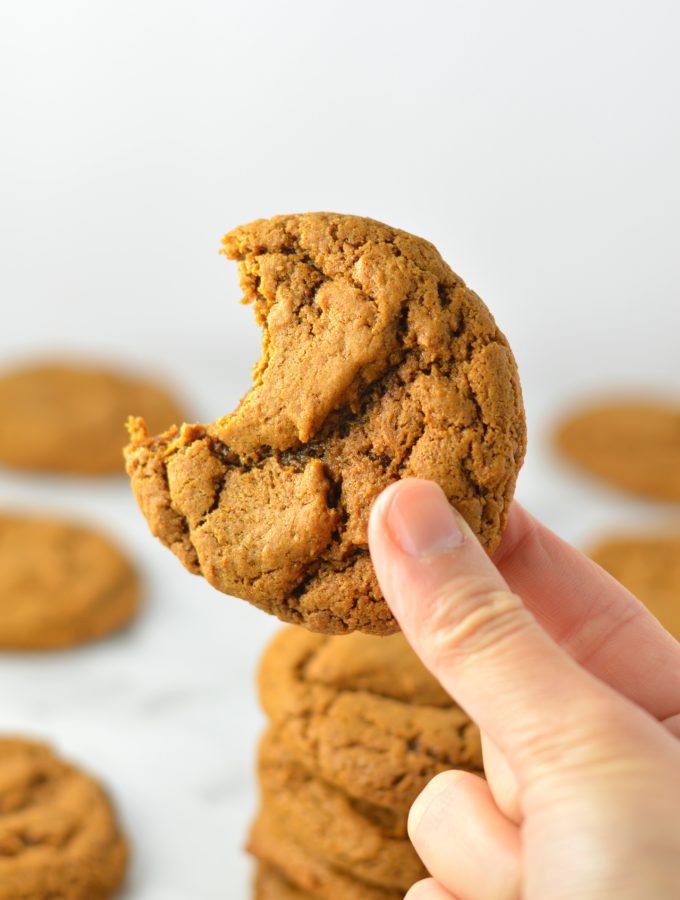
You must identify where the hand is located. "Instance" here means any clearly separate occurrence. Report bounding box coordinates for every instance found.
[368,479,680,900]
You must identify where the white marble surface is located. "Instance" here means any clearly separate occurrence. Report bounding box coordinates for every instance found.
[1,2,679,897]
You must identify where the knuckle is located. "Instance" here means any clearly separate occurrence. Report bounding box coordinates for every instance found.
[422,580,532,668]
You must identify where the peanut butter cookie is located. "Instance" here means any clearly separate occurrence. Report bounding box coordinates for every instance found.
[0,361,184,475]
[0,513,140,650]
[255,863,312,899]
[0,738,128,899]
[126,213,525,634]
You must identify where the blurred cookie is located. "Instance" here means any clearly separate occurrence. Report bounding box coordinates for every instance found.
[0,737,128,899]
[249,810,401,900]
[255,863,312,899]
[555,400,680,500]
[0,513,140,650]
[258,729,426,892]
[126,212,525,635]
[588,534,680,639]
[258,628,482,815]
[0,361,184,474]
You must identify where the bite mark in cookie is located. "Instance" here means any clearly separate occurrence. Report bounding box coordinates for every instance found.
[126,213,525,634]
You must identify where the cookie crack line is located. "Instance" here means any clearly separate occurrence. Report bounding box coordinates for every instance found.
[125,213,526,635]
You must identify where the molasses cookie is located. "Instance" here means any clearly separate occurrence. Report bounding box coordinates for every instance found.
[258,729,427,892]
[0,361,184,474]
[126,213,525,634]
[588,534,680,639]
[248,810,402,900]
[0,513,140,650]
[555,400,680,501]
[0,737,128,899]
[258,628,482,816]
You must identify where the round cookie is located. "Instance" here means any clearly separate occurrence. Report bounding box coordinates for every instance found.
[555,400,680,501]
[258,729,427,892]
[588,534,680,640]
[255,863,313,900]
[0,738,128,899]
[126,212,525,634]
[249,811,402,900]
[0,513,140,650]
[0,361,185,474]
[258,628,482,816]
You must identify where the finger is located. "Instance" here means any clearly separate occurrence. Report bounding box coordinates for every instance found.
[406,878,461,900]
[408,770,520,900]
[494,503,680,723]
[368,479,638,774]
[481,732,521,824]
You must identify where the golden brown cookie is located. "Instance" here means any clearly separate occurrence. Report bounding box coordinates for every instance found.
[588,534,680,639]
[255,863,313,899]
[125,213,525,635]
[248,811,402,900]
[258,628,482,816]
[258,730,427,892]
[0,738,128,899]
[0,513,140,650]
[555,400,680,501]
[0,361,185,475]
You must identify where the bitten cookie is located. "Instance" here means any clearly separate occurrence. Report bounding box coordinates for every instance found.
[258,628,482,818]
[555,400,680,501]
[0,513,140,650]
[125,212,525,635]
[0,738,128,899]
[258,730,427,892]
[588,534,680,639]
[0,361,185,474]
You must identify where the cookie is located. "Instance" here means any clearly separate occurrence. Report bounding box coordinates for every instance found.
[0,737,128,899]
[258,628,482,816]
[125,213,525,635]
[0,513,140,650]
[248,810,402,900]
[255,863,312,899]
[0,361,185,474]
[588,534,680,639]
[555,400,680,501]
[258,729,427,892]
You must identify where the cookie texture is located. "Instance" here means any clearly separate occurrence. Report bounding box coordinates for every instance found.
[0,513,140,650]
[0,738,128,899]
[589,534,680,640]
[258,628,482,816]
[0,361,185,475]
[555,400,680,501]
[125,213,525,634]
[248,811,402,900]
[255,863,312,899]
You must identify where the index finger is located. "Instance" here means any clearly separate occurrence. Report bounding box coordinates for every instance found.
[493,503,680,726]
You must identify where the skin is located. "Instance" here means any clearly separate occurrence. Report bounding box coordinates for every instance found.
[368,479,680,900]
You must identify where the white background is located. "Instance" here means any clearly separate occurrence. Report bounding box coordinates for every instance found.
[0,2,679,897]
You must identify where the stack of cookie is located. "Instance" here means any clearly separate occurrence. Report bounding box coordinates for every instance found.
[249,627,484,899]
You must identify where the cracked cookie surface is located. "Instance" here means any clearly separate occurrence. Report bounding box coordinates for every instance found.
[0,361,185,475]
[0,738,128,899]
[258,729,427,892]
[0,513,140,651]
[125,213,525,634]
[258,628,482,817]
